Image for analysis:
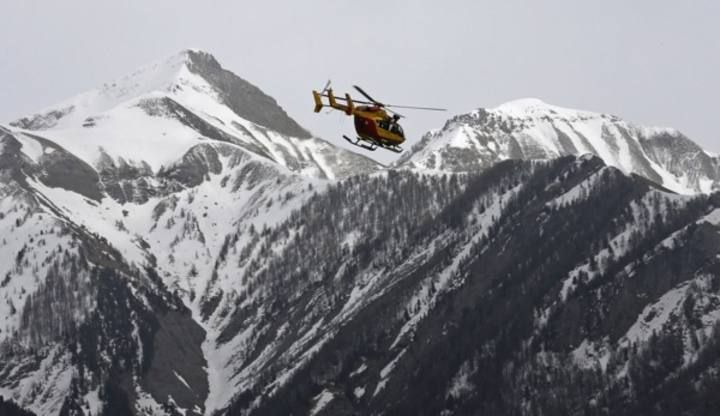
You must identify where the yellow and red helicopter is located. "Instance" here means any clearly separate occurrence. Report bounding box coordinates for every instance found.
[312,82,446,153]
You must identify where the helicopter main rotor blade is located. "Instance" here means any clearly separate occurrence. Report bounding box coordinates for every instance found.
[385,104,447,111]
[385,108,405,119]
[353,85,383,105]
[319,94,375,106]
[353,85,446,111]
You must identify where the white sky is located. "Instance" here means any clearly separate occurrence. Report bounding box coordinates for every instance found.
[1,0,718,164]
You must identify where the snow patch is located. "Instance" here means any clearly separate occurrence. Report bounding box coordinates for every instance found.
[447,361,475,399]
[571,339,611,370]
[310,390,334,415]
[353,386,366,399]
[624,283,688,345]
[350,363,367,378]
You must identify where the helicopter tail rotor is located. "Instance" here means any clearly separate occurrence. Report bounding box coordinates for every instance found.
[313,87,355,115]
[320,80,331,94]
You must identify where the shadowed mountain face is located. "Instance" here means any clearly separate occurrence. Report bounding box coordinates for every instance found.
[0,127,102,200]
[2,51,720,416]
[640,131,719,187]
[184,50,312,139]
[224,157,720,416]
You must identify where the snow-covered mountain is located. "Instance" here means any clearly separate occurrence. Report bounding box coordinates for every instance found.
[398,98,719,194]
[2,51,720,416]
[10,49,379,184]
[0,50,378,415]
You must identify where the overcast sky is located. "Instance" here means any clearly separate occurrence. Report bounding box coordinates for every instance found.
[1,0,718,164]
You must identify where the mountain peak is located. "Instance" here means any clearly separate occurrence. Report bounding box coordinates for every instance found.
[176,48,221,73]
[167,48,226,75]
[400,99,718,194]
[488,97,600,120]
[10,50,201,130]
[137,48,218,74]
[7,49,378,180]
[142,48,312,138]
[495,97,549,110]
[12,49,311,139]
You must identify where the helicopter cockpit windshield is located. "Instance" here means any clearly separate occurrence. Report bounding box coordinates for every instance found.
[390,122,404,137]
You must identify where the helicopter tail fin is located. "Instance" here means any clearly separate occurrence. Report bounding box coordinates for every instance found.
[327,88,338,108]
[343,93,354,115]
[313,90,323,113]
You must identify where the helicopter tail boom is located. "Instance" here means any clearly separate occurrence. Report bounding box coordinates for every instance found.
[313,88,354,115]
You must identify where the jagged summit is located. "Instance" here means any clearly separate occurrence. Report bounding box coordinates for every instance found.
[399,98,718,194]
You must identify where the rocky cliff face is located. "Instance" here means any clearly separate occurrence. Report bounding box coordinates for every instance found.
[2,51,720,416]
[639,130,719,193]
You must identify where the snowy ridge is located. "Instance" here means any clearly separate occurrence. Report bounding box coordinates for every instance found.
[13,50,193,131]
[492,98,600,119]
[399,98,719,194]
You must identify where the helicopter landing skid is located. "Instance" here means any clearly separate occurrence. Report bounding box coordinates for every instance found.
[343,135,403,154]
[344,135,376,151]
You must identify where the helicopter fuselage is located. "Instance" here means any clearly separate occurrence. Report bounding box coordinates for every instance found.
[353,106,405,146]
